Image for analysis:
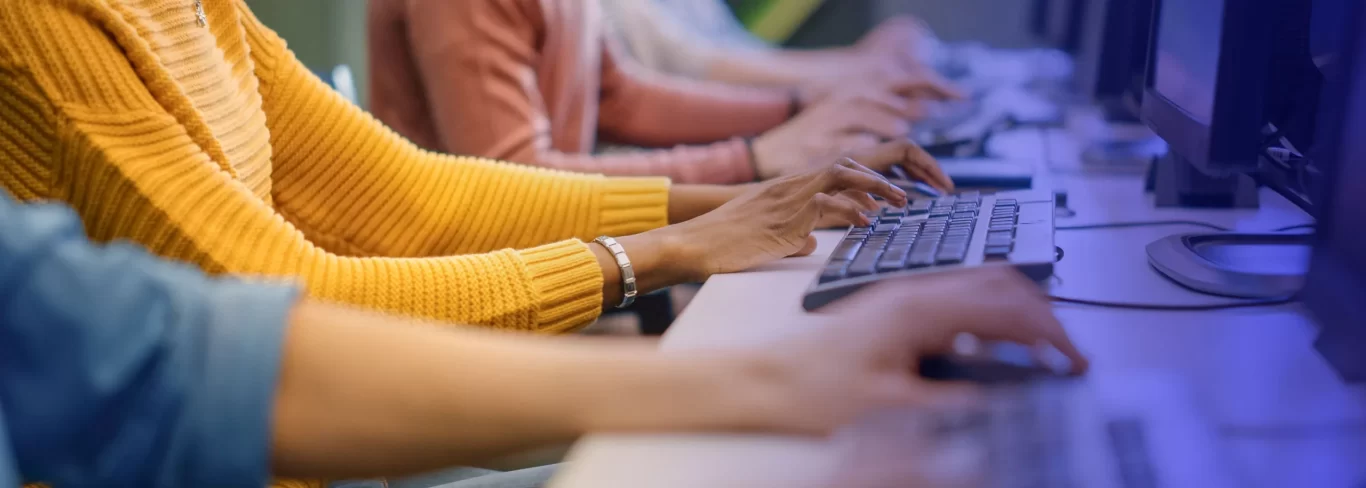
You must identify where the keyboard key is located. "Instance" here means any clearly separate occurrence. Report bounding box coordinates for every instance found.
[882,208,906,217]
[934,196,958,206]
[906,253,936,268]
[873,222,899,233]
[986,235,1014,247]
[819,263,847,283]
[1108,419,1158,488]
[985,245,1012,257]
[830,239,864,261]
[907,199,933,210]
[935,253,965,265]
[878,247,911,271]
[951,211,977,220]
[846,255,880,277]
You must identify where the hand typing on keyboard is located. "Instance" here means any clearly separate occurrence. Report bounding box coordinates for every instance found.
[830,140,956,192]
[667,157,908,278]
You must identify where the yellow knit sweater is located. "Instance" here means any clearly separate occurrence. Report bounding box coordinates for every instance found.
[0,0,671,334]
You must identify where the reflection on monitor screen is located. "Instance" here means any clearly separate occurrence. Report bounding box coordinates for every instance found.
[1154,0,1225,125]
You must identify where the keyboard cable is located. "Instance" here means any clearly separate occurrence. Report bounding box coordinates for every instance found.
[1057,220,1318,233]
[1048,294,1299,311]
[1047,245,1301,311]
[1056,220,1231,232]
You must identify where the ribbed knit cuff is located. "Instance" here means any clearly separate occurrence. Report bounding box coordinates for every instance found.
[595,176,671,236]
[518,240,605,333]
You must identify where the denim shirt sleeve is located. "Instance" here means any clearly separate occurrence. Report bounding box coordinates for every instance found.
[0,195,300,488]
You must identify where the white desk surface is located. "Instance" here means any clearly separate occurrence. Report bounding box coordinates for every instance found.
[551,129,1366,488]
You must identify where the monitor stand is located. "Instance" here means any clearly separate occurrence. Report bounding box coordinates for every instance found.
[1146,233,1312,298]
[1146,152,1260,208]
[1142,153,1307,298]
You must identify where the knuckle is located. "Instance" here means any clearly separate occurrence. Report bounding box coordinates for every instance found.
[824,164,846,179]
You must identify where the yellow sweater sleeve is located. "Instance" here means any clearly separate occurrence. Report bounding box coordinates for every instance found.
[238,5,669,258]
[0,2,645,332]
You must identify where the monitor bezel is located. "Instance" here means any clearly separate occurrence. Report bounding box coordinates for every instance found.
[1141,0,1277,176]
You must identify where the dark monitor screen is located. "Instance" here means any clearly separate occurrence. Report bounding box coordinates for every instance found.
[1152,0,1225,125]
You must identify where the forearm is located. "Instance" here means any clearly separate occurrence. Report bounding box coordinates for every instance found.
[600,44,791,145]
[271,301,775,479]
[668,184,750,223]
[705,49,870,87]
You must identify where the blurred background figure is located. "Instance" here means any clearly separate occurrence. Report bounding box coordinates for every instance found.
[601,0,939,90]
[365,0,957,185]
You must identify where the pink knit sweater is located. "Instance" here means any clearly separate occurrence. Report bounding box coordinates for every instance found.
[367,0,794,184]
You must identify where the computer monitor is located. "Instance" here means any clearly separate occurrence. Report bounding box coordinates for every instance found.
[1043,0,1087,52]
[1074,0,1156,110]
[1142,0,1279,177]
[1142,0,1327,298]
[1030,0,1050,39]
[1304,0,1366,382]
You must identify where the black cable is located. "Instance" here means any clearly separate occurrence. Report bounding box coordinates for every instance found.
[1273,223,1316,232]
[1049,295,1299,311]
[1057,220,1317,233]
[1056,220,1231,232]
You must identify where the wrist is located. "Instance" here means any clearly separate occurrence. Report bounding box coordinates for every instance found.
[750,133,779,180]
[617,227,707,289]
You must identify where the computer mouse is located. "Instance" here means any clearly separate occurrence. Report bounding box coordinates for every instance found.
[918,342,1073,384]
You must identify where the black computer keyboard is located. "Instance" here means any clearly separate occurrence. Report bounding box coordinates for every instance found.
[927,383,1075,488]
[928,384,1156,488]
[803,189,1058,310]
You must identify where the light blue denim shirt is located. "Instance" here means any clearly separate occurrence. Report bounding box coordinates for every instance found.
[0,194,299,487]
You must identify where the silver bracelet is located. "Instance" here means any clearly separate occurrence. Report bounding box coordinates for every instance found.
[593,236,637,308]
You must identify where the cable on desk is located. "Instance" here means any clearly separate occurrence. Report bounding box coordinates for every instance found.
[1056,220,1232,232]
[1272,223,1316,232]
[1049,295,1299,311]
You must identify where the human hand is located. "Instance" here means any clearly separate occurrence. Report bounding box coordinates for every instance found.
[834,139,954,192]
[751,93,917,179]
[857,16,935,70]
[742,267,1088,435]
[797,66,964,110]
[668,159,908,279]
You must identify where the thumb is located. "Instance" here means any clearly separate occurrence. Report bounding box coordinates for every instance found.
[789,234,819,257]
